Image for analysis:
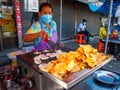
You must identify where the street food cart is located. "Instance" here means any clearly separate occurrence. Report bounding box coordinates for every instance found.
[16,45,114,90]
[3,0,120,89]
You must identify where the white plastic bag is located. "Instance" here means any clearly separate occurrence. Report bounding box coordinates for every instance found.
[115,5,120,17]
[89,37,94,42]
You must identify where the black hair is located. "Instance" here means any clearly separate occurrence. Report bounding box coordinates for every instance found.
[83,19,87,22]
[31,2,53,22]
[39,2,53,12]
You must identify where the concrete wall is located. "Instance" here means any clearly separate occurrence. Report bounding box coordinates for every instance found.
[21,0,101,43]
[76,2,101,34]
[50,0,101,41]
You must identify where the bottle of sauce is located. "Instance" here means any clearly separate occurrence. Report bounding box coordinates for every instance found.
[113,30,118,39]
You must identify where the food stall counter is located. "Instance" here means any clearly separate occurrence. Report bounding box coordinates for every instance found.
[17,49,113,90]
[102,38,120,44]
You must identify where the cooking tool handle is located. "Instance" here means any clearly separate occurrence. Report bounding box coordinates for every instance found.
[45,37,57,51]
[47,40,57,51]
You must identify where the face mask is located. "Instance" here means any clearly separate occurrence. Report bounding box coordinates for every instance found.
[83,22,87,25]
[41,14,52,24]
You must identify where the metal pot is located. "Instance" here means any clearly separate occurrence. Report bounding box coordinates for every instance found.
[4,79,12,88]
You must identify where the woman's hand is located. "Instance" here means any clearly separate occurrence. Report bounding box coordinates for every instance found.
[59,43,64,47]
[23,31,48,42]
[57,41,64,47]
[39,30,48,41]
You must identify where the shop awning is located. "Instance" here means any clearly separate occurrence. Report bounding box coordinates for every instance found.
[75,0,89,4]
[88,0,120,16]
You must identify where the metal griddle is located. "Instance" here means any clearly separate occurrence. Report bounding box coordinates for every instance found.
[17,50,113,89]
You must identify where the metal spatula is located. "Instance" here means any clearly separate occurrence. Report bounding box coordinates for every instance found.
[44,37,57,51]
[47,40,57,51]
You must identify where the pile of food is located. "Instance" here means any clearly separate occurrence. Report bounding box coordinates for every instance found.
[40,45,109,80]
[33,50,63,65]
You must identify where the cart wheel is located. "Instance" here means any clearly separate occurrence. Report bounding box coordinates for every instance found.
[25,80,33,88]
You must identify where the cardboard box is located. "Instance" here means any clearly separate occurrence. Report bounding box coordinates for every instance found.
[0,19,16,32]
[2,5,13,15]
[3,14,12,19]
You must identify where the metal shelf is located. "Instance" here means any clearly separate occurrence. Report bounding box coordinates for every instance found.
[2,35,17,38]
[0,26,17,51]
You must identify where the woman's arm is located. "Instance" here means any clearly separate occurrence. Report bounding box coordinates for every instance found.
[23,30,48,42]
[23,32,40,42]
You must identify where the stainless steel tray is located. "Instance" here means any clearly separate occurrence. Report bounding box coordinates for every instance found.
[41,55,113,89]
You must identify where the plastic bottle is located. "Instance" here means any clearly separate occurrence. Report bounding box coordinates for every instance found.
[118,31,120,40]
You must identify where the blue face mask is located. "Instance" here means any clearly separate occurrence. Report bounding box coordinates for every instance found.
[83,22,87,25]
[41,14,52,24]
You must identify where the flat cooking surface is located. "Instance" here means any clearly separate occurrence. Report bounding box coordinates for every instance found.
[17,48,113,89]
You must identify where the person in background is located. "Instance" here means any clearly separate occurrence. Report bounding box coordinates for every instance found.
[99,24,116,54]
[77,19,93,43]
[23,2,59,52]
[99,24,108,41]
[98,24,107,52]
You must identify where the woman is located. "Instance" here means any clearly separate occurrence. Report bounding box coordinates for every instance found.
[99,25,107,41]
[23,2,58,51]
[98,25,108,52]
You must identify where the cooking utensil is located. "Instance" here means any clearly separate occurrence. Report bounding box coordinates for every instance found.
[44,37,57,51]
[47,40,57,51]
[4,79,12,88]
[112,84,120,90]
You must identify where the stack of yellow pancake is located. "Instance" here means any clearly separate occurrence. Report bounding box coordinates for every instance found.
[40,44,109,80]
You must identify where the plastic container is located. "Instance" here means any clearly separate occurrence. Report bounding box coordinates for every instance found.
[113,30,118,39]
[4,79,12,88]
[12,59,17,67]
[118,35,120,40]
